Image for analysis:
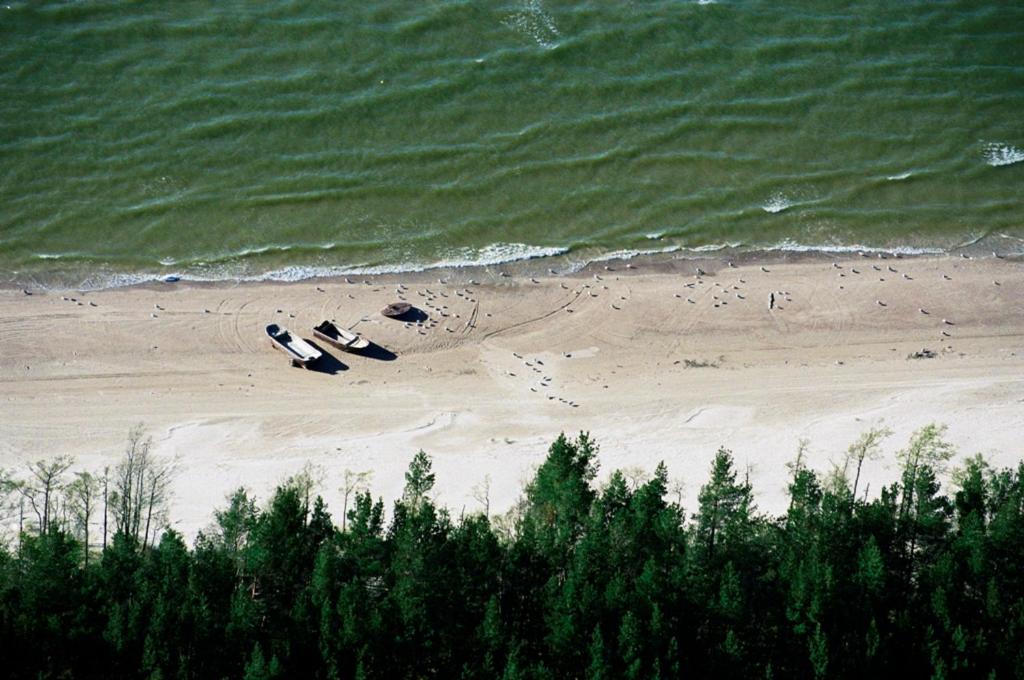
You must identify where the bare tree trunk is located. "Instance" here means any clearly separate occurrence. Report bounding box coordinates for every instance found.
[18,496,24,553]
[340,469,372,533]
[852,456,865,502]
[110,427,174,548]
[83,506,90,567]
[42,484,49,535]
[342,489,349,533]
[132,459,145,541]
[143,486,156,550]
[69,472,98,566]
[102,469,108,550]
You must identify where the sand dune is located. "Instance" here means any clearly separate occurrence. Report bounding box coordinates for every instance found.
[1,253,1022,537]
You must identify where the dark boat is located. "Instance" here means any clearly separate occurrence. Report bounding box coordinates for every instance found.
[381,302,412,318]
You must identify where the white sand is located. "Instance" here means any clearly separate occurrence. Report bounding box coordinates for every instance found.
[1,254,1022,537]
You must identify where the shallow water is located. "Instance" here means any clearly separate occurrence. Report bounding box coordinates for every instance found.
[1,0,1022,287]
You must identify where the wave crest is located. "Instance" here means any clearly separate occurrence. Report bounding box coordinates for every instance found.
[983,143,1024,167]
[762,194,793,214]
[504,0,561,49]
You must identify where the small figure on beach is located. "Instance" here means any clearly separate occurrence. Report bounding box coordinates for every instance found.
[769,292,775,310]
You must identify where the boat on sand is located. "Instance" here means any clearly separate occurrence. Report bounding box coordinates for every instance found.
[266,324,322,368]
[313,320,369,352]
[381,302,412,318]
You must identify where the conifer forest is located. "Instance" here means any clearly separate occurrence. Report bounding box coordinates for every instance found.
[1,427,1022,678]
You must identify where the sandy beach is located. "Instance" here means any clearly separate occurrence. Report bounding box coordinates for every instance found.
[2,252,1022,537]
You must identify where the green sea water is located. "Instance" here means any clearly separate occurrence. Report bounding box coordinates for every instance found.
[1,0,1022,287]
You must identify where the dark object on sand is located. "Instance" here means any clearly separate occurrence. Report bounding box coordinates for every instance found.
[907,348,937,360]
[313,320,369,352]
[381,302,412,318]
[266,324,322,367]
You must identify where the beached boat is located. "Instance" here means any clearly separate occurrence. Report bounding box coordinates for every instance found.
[313,320,369,352]
[381,301,412,318]
[266,324,322,368]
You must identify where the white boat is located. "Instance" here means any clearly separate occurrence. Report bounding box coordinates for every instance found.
[266,324,322,368]
[313,320,370,353]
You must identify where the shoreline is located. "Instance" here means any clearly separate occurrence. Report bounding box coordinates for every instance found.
[5,234,1021,293]
[1,252,1022,538]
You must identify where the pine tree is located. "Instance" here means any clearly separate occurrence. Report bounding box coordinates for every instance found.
[693,448,753,565]
[403,450,436,510]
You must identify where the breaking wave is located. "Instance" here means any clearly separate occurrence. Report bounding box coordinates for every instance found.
[762,194,793,214]
[983,143,1024,167]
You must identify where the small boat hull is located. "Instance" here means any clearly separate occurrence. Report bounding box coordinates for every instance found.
[381,302,412,318]
[313,321,370,352]
[266,324,322,368]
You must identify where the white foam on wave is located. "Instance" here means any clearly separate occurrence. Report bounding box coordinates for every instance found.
[983,143,1024,167]
[762,194,792,214]
[70,243,571,291]
[689,242,744,252]
[886,171,913,181]
[645,232,664,240]
[504,0,561,49]
[34,251,107,262]
[434,242,569,269]
[764,239,944,256]
[590,244,683,263]
[41,238,966,293]
[204,242,341,264]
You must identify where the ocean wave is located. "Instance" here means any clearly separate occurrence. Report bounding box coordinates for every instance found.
[30,237,983,293]
[689,243,744,252]
[589,245,684,263]
[199,242,342,265]
[34,252,109,262]
[983,143,1024,167]
[68,243,571,291]
[258,243,571,280]
[762,194,793,214]
[764,240,945,256]
[886,171,913,181]
[504,0,561,49]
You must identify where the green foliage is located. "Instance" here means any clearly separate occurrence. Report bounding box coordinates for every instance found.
[0,429,1021,678]
[403,450,436,510]
[692,448,754,565]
